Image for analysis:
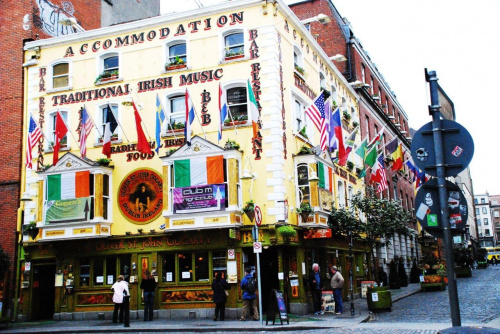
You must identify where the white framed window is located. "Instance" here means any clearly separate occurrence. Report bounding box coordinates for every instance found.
[221,81,250,125]
[46,110,69,150]
[47,60,71,92]
[484,218,489,225]
[475,208,479,215]
[96,103,120,144]
[337,181,345,208]
[167,94,186,130]
[221,28,246,61]
[482,207,488,214]
[331,84,338,107]
[494,211,499,218]
[296,163,311,205]
[485,229,490,236]
[96,52,121,84]
[164,39,188,70]
[319,72,326,90]
[477,219,481,226]
[293,45,304,75]
[361,64,366,83]
[292,92,311,139]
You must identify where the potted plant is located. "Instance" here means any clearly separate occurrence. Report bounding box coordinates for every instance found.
[224,139,240,150]
[224,47,244,60]
[297,145,312,155]
[24,221,40,240]
[342,110,351,121]
[95,70,119,84]
[298,126,308,139]
[294,65,305,76]
[277,225,297,243]
[165,55,186,70]
[97,158,110,166]
[295,202,312,222]
[243,200,255,221]
[352,121,359,128]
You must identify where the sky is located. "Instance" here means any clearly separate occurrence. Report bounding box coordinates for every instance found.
[160,0,500,195]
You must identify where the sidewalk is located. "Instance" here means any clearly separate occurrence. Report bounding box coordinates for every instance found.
[1,284,422,333]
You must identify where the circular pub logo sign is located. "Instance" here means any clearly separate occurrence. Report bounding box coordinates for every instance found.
[118,168,163,224]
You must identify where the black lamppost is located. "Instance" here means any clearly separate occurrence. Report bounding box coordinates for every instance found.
[348,227,355,316]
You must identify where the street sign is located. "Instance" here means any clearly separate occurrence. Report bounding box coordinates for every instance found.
[254,206,262,226]
[415,178,468,234]
[253,241,262,253]
[410,120,474,177]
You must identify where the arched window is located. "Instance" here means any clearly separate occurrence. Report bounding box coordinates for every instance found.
[165,39,188,70]
[221,28,246,61]
[46,110,69,150]
[47,60,71,91]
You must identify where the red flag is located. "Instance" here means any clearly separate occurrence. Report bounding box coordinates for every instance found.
[53,111,68,165]
[133,102,152,155]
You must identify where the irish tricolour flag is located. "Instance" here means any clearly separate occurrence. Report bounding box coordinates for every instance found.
[47,171,90,201]
[174,156,224,188]
[317,161,333,192]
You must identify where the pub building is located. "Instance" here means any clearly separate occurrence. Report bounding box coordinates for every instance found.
[19,0,368,321]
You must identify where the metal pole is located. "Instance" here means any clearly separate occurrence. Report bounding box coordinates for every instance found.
[255,225,263,325]
[348,229,355,316]
[426,70,461,327]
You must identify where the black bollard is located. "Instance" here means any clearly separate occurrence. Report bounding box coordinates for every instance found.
[123,295,130,328]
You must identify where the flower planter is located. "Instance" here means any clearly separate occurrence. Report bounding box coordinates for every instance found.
[243,209,255,222]
[367,286,392,312]
[27,227,39,240]
[300,211,311,222]
[225,54,244,61]
[165,64,187,71]
[420,275,446,291]
[98,74,118,83]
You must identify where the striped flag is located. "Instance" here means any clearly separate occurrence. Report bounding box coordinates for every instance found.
[317,161,333,192]
[185,88,196,146]
[174,156,224,188]
[219,83,228,143]
[26,115,42,169]
[247,79,260,140]
[370,154,388,193]
[304,92,325,132]
[79,106,93,158]
[331,107,345,162]
[338,127,358,166]
[47,171,90,201]
[155,94,166,154]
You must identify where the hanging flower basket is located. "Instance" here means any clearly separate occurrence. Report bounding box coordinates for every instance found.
[243,200,255,222]
[300,212,311,222]
[277,225,297,238]
[295,202,312,222]
[24,222,39,240]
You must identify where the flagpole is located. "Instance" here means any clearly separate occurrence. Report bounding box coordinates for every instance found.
[193,105,207,140]
[30,114,53,150]
[59,111,81,150]
[83,105,103,138]
[227,110,238,135]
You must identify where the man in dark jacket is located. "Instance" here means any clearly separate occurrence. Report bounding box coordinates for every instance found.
[239,268,259,321]
[308,263,323,315]
[211,272,230,321]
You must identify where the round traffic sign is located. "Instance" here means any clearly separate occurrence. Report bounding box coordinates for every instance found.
[254,206,262,226]
[410,120,474,177]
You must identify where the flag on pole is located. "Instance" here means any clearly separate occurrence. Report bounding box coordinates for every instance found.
[371,154,388,193]
[247,79,260,140]
[79,106,93,158]
[185,88,196,146]
[102,104,118,158]
[174,156,224,187]
[325,100,335,150]
[53,111,68,165]
[331,107,346,163]
[155,94,166,154]
[219,83,228,143]
[133,101,152,155]
[304,92,325,133]
[368,126,385,148]
[338,127,358,166]
[386,138,403,171]
[26,115,42,168]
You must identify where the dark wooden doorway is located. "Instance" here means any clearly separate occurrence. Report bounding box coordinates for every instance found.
[31,263,56,320]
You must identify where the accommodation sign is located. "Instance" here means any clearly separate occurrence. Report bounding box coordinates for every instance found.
[173,184,226,213]
[118,169,163,224]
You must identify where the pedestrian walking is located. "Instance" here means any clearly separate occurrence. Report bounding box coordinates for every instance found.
[239,268,259,321]
[330,266,344,315]
[212,272,230,321]
[309,263,323,315]
[111,275,129,323]
[140,270,157,321]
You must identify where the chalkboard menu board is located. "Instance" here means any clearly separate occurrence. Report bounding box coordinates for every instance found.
[266,289,289,325]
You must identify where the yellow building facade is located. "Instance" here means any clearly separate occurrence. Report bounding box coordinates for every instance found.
[19,0,366,320]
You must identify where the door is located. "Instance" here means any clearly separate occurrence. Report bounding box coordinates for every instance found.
[259,247,279,312]
[31,263,56,320]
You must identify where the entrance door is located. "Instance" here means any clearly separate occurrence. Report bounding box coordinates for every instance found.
[259,247,279,312]
[31,263,56,320]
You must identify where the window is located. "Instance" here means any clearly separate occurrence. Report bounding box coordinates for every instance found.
[161,251,221,283]
[165,40,188,69]
[103,174,110,220]
[484,218,489,225]
[97,52,120,83]
[52,63,69,88]
[474,198,478,204]
[477,219,481,226]
[482,207,488,214]
[103,55,119,75]
[485,229,490,236]
[481,198,486,203]
[293,96,310,138]
[47,110,69,149]
[337,181,345,207]
[365,116,370,141]
[361,64,366,83]
[331,84,338,105]
[167,94,186,129]
[319,72,326,90]
[475,208,479,215]
[78,255,130,287]
[293,45,304,74]
[224,31,244,59]
[495,211,499,218]
[226,86,249,123]
[99,104,119,142]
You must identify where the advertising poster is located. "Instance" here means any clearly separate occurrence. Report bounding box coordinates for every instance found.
[173,184,226,213]
[45,197,91,224]
[118,169,163,224]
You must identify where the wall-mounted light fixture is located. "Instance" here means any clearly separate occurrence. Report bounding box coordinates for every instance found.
[330,54,347,62]
[137,229,144,234]
[301,13,331,25]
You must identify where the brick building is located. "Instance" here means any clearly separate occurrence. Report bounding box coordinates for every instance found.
[0,0,158,319]
[289,0,419,275]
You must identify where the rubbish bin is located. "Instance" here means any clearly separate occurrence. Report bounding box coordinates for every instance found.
[366,286,392,312]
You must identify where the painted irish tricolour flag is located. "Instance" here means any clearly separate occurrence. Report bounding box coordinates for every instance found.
[174,156,224,188]
[47,171,90,201]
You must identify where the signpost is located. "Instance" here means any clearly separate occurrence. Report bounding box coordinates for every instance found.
[251,205,263,325]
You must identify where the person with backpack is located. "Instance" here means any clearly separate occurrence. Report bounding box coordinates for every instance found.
[211,272,230,321]
[239,267,259,321]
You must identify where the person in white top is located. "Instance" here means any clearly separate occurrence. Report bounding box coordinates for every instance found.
[111,275,130,323]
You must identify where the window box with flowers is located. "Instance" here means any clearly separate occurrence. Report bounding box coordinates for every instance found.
[165,56,187,71]
[224,48,245,61]
[294,65,305,76]
[224,114,248,126]
[342,110,351,122]
[295,202,313,222]
[95,70,119,84]
[296,145,313,156]
[98,133,119,143]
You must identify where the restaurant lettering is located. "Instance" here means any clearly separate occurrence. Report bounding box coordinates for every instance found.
[89,236,211,252]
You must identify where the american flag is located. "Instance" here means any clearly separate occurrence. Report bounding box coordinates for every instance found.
[79,106,94,158]
[304,93,327,150]
[372,155,388,193]
[26,115,42,168]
